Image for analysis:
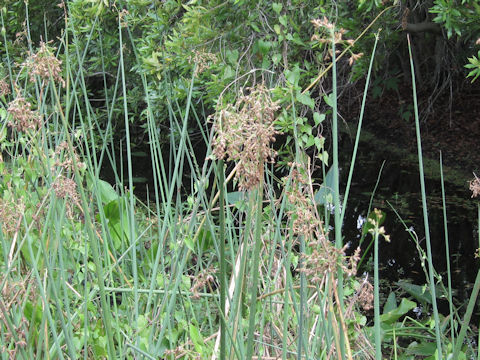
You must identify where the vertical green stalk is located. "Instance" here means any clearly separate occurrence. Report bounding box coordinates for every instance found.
[218,159,226,360]
[245,182,264,360]
[373,229,381,360]
[407,34,442,359]
[117,16,138,328]
[340,31,380,225]
[49,29,116,360]
[452,238,480,359]
[331,24,345,360]
[439,152,454,349]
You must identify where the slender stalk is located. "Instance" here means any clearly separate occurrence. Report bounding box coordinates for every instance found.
[218,159,226,360]
[117,15,138,328]
[340,31,380,225]
[439,152,454,349]
[407,34,442,359]
[452,254,480,359]
[331,24,345,360]
[374,229,381,360]
[245,182,264,360]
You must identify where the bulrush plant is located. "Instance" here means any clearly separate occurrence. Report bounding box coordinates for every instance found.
[4,4,480,359]
[211,83,281,360]
[212,83,280,191]
[285,162,368,360]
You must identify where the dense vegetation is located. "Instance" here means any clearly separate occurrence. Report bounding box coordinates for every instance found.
[1,1,480,359]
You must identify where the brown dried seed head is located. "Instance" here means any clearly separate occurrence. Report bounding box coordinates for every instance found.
[7,96,41,132]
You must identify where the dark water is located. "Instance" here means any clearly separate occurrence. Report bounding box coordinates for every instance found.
[100,132,479,317]
[339,130,479,317]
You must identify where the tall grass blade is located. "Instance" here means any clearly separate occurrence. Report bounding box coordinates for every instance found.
[439,152,455,348]
[340,31,380,225]
[330,23,346,360]
[452,203,480,359]
[117,13,139,334]
[374,229,381,360]
[245,184,264,360]
[218,159,226,360]
[407,34,442,359]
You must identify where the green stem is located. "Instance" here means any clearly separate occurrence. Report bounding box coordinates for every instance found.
[374,230,381,360]
[218,159,226,360]
[245,183,264,360]
[407,34,442,360]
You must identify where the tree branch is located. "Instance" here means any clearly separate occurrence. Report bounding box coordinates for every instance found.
[405,21,442,35]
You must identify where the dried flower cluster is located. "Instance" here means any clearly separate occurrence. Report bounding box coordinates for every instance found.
[25,41,65,87]
[188,49,218,75]
[311,17,335,31]
[0,275,36,358]
[300,242,361,284]
[357,278,374,311]
[53,141,86,174]
[470,174,480,198]
[7,96,41,132]
[0,78,10,97]
[52,175,80,218]
[285,163,321,237]
[285,163,361,283]
[0,197,24,235]
[118,8,130,28]
[310,16,363,66]
[49,142,84,218]
[212,84,280,191]
[190,266,217,299]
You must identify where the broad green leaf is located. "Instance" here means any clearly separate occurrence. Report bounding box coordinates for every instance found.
[313,112,325,125]
[272,2,282,14]
[405,341,437,357]
[383,292,397,314]
[96,178,119,204]
[380,297,416,324]
[396,280,438,304]
[296,91,315,109]
[189,324,204,354]
[323,93,335,108]
[314,167,334,204]
[285,65,301,87]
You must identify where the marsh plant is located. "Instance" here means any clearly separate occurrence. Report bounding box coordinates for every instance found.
[1,4,480,360]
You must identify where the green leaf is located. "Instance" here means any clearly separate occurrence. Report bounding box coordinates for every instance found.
[285,65,301,87]
[314,136,324,152]
[96,179,119,204]
[383,292,397,314]
[314,167,334,204]
[380,297,416,324]
[274,24,281,35]
[272,53,282,65]
[104,199,122,223]
[405,341,437,357]
[313,112,325,125]
[323,93,335,108]
[272,2,282,14]
[184,235,194,251]
[296,91,315,109]
[396,280,448,304]
[316,151,329,166]
[189,324,204,354]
